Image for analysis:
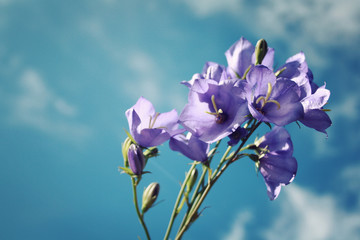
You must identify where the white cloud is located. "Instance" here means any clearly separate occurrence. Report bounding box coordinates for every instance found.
[125,50,186,111]
[126,51,162,103]
[311,94,360,157]
[330,95,359,121]
[221,211,252,240]
[180,0,241,17]
[341,165,360,206]
[181,0,360,66]
[11,69,91,141]
[256,0,360,45]
[263,184,360,240]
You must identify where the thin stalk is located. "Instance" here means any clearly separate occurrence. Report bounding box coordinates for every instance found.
[211,145,232,178]
[131,177,151,240]
[176,141,222,232]
[164,163,196,240]
[176,121,262,239]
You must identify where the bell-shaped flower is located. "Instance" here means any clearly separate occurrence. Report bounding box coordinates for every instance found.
[255,127,297,200]
[225,37,274,79]
[128,144,145,175]
[169,132,209,162]
[244,65,304,126]
[182,62,229,88]
[179,79,249,143]
[276,53,332,133]
[125,97,183,147]
[299,84,332,134]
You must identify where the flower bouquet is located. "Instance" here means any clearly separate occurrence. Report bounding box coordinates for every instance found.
[119,37,332,239]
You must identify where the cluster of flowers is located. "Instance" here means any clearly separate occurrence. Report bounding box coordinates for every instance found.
[123,37,331,202]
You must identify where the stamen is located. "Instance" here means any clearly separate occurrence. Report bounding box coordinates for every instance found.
[256,96,266,108]
[275,67,287,77]
[211,95,218,113]
[265,82,272,102]
[254,82,281,110]
[149,113,160,129]
[267,100,281,110]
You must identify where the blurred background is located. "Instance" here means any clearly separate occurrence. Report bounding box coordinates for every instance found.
[1,0,359,239]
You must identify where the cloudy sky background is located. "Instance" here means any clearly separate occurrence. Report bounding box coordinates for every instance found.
[1,0,360,239]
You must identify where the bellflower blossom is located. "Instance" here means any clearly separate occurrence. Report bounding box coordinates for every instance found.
[182,62,229,88]
[225,36,275,78]
[125,97,183,147]
[179,79,249,143]
[255,127,297,200]
[169,132,209,162]
[277,53,332,133]
[244,65,304,126]
[120,36,333,239]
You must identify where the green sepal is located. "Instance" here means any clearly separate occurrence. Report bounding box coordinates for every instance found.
[124,129,137,144]
[255,161,260,176]
[264,122,272,129]
[143,147,159,159]
[118,166,134,176]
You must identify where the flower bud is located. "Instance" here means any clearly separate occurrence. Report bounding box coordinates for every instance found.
[186,168,198,193]
[142,182,160,213]
[128,144,145,175]
[254,39,268,65]
[122,137,132,167]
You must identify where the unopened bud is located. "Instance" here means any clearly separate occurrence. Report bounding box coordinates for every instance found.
[128,144,145,175]
[122,137,132,167]
[186,168,198,193]
[142,182,160,213]
[255,39,268,65]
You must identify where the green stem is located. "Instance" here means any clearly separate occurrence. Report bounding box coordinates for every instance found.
[131,177,151,240]
[175,120,262,239]
[211,145,232,178]
[164,163,196,240]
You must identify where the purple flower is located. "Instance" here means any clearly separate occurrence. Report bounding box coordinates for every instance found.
[227,127,248,146]
[182,62,229,88]
[128,144,145,175]
[277,53,332,133]
[225,37,274,78]
[299,84,332,133]
[256,127,297,200]
[169,132,209,162]
[179,79,249,143]
[244,65,304,126]
[125,97,183,147]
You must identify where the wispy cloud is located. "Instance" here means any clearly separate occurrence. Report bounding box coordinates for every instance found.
[124,49,186,111]
[330,95,359,121]
[180,0,241,17]
[263,184,360,240]
[311,94,360,157]
[181,0,360,67]
[10,68,91,141]
[221,210,252,240]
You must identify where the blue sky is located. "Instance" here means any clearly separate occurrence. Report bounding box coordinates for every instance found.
[1,0,360,239]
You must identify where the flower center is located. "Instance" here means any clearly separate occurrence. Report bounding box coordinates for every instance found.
[149,113,160,129]
[206,95,228,124]
[255,82,281,111]
[215,110,228,124]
